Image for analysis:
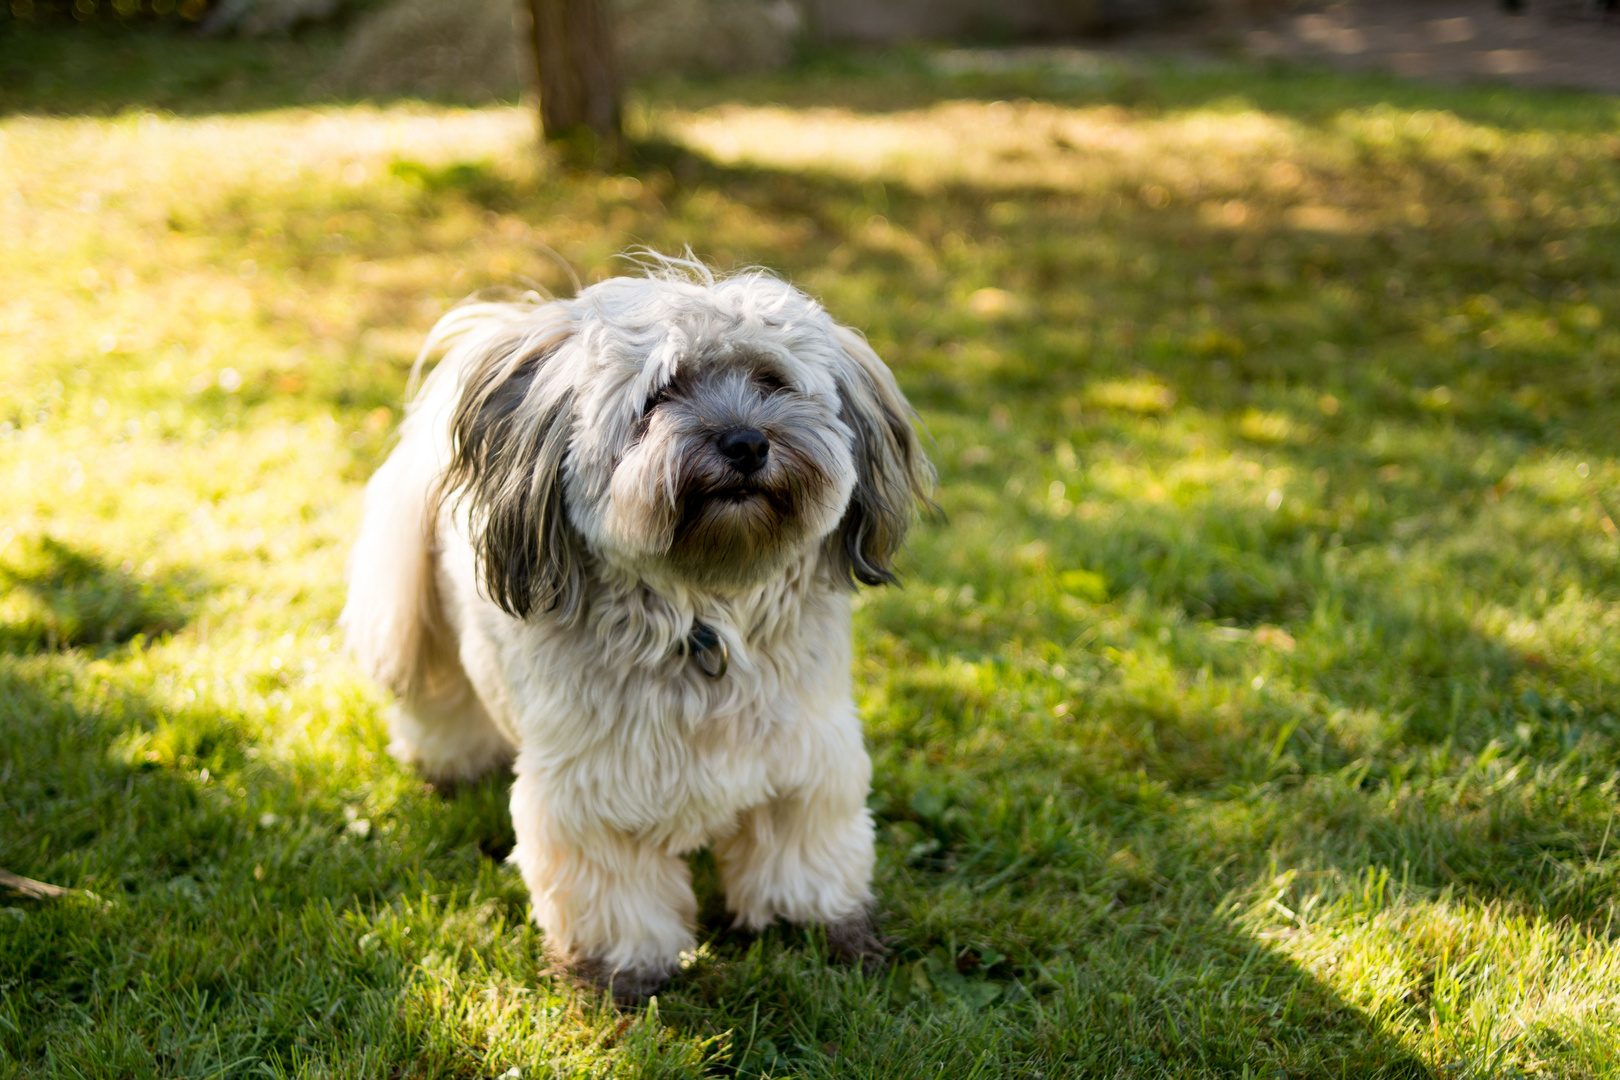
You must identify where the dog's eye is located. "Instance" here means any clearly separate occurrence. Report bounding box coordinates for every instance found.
[643,388,672,416]
[754,372,789,395]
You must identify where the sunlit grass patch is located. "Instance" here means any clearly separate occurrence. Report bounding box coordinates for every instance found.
[4,30,1620,1080]
[1086,377,1176,415]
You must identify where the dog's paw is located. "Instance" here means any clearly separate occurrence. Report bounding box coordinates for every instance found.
[821,910,891,973]
[411,754,513,792]
[557,956,672,1006]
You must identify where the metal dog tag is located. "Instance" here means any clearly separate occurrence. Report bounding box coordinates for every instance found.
[687,622,728,680]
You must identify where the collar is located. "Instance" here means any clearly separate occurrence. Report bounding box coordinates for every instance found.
[685,621,728,680]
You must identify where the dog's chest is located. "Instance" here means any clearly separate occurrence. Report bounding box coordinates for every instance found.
[441,529,854,847]
[490,600,850,850]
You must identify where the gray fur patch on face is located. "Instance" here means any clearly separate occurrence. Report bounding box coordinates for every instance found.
[601,365,856,589]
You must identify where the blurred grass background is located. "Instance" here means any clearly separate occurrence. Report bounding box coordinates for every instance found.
[2,20,1620,1079]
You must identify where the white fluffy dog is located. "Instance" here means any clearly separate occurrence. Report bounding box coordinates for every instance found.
[342,258,932,999]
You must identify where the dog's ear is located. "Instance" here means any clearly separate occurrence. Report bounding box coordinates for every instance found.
[826,325,936,587]
[434,304,586,623]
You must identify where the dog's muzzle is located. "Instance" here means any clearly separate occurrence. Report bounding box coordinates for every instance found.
[684,621,728,680]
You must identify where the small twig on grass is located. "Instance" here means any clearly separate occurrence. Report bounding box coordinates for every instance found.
[0,867,74,900]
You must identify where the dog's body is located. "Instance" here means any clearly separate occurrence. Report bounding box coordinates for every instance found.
[342,262,930,997]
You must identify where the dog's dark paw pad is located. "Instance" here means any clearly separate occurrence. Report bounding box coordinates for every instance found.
[420,778,463,799]
[556,956,671,1006]
[822,911,890,972]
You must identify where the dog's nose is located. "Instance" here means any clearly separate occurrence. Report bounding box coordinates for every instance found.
[717,428,770,476]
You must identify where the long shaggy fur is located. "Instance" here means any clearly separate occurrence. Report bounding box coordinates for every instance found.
[341,258,933,999]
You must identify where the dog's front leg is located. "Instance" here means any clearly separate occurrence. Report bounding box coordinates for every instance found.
[714,721,886,966]
[509,767,696,1002]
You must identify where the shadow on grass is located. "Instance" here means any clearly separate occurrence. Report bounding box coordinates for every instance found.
[0,24,352,117]
[0,536,206,654]
[640,46,1620,134]
[3,24,1617,136]
[0,653,537,1073]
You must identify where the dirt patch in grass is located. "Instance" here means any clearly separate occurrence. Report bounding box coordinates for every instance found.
[1241,0,1620,93]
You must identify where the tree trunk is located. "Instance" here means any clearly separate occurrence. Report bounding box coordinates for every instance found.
[513,0,623,166]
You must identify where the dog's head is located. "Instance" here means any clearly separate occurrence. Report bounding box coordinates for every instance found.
[430,261,933,620]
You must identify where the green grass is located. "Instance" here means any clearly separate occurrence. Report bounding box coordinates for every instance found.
[4,28,1620,1079]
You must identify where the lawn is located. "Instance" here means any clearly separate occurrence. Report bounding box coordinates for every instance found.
[3,25,1620,1079]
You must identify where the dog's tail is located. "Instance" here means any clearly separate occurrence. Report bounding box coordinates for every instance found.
[340,376,462,706]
